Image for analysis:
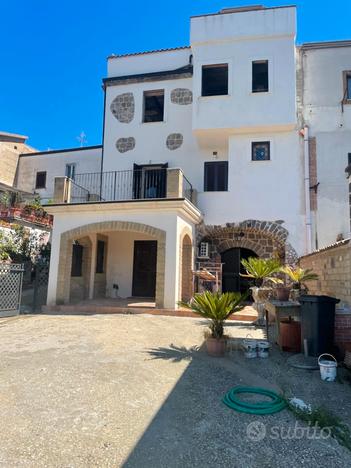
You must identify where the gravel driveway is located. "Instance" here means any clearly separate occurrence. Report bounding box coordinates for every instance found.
[0,313,350,467]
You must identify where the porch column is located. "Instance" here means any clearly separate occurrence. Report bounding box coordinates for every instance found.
[88,234,97,299]
[162,219,180,309]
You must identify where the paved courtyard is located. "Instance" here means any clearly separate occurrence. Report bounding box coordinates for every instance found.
[0,313,351,467]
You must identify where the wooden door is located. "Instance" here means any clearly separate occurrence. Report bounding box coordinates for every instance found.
[132,240,157,297]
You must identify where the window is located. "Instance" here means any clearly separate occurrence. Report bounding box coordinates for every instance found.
[71,243,83,277]
[204,161,228,191]
[143,90,164,122]
[252,142,270,161]
[252,60,269,93]
[198,242,209,258]
[96,240,105,274]
[202,64,228,96]
[65,163,76,180]
[35,171,46,189]
[343,71,351,102]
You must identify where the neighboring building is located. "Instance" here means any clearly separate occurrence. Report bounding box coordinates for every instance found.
[298,40,351,249]
[0,131,35,187]
[16,146,102,203]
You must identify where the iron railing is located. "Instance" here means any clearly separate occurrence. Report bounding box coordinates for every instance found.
[69,168,194,204]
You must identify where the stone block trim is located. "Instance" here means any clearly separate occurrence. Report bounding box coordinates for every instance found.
[166,133,183,150]
[116,137,135,153]
[56,221,166,308]
[170,88,193,105]
[110,93,134,123]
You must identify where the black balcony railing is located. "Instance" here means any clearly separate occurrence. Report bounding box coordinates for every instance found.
[69,168,194,204]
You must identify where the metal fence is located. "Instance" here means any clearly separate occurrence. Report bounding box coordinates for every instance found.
[0,263,24,317]
[70,168,194,204]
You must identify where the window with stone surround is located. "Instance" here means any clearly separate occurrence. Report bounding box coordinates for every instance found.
[204,161,228,191]
[252,60,269,93]
[143,90,164,122]
[252,142,270,161]
[35,171,46,189]
[202,64,228,96]
[343,71,351,103]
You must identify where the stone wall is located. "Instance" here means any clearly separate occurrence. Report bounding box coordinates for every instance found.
[170,88,193,105]
[116,137,135,153]
[69,236,92,303]
[110,93,134,123]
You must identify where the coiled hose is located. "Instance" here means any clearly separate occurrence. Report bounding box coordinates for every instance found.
[222,386,286,415]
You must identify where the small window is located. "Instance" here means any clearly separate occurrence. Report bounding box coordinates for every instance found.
[252,142,270,161]
[198,242,209,258]
[252,60,269,93]
[343,71,351,101]
[202,64,228,97]
[204,161,228,191]
[143,90,164,122]
[71,243,83,277]
[96,240,105,274]
[35,171,46,189]
[65,163,76,180]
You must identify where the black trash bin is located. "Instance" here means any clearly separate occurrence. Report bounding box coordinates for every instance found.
[299,295,340,357]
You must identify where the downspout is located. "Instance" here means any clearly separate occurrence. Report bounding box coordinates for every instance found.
[303,125,312,254]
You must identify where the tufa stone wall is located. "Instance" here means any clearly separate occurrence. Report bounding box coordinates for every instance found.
[110,93,134,123]
[166,133,183,150]
[299,239,351,306]
[116,137,135,153]
[170,88,193,105]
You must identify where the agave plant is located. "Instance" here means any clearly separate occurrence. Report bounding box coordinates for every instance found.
[179,291,248,339]
[281,266,318,290]
[240,257,282,287]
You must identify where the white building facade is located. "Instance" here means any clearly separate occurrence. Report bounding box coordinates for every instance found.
[15,5,348,309]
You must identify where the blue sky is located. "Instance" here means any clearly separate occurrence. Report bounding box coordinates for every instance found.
[1,0,351,151]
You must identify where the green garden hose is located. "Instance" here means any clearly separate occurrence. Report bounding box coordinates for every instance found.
[222,386,286,415]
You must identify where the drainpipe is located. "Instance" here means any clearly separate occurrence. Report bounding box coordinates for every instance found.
[303,125,313,254]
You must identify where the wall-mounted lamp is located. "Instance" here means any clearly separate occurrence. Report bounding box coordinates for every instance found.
[213,151,218,160]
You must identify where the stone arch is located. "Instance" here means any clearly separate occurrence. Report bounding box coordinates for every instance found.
[56,221,166,307]
[179,229,193,302]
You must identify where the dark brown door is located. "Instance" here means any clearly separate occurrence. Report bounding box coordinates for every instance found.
[221,248,257,294]
[132,240,157,297]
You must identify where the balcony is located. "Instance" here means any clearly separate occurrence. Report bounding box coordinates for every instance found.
[52,168,196,206]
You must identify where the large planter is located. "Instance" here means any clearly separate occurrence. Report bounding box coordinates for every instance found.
[276,286,290,302]
[206,337,226,357]
[280,319,301,352]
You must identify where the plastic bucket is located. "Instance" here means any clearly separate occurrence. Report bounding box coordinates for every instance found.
[258,340,270,358]
[318,353,337,382]
[242,335,257,358]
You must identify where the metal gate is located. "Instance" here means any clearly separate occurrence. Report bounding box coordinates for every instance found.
[32,264,49,312]
[0,263,24,317]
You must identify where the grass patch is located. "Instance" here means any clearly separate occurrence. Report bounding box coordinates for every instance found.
[287,400,351,451]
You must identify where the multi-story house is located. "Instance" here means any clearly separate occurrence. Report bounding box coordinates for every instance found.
[298,40,351,249]
[11,5,350,310]
[39,4,309,310]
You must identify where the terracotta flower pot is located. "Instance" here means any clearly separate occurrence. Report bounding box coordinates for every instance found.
[206,337,226,357]
[276,286,290,302]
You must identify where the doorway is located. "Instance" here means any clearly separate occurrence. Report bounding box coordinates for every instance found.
[132,240,157,297]
[221,248,257,294]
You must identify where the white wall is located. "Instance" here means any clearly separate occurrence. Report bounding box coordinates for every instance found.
[302,45,351,247]
[16,147,102,201]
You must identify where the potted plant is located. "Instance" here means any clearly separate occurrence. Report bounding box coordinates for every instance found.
[281,266,319,301]
[179,291,247,357]
[240,257,282,324]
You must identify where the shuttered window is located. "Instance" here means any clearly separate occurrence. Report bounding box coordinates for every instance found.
[204,161,228,191]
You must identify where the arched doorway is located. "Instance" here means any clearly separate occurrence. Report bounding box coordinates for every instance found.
[180,234,193,302]
[221,248,257,294]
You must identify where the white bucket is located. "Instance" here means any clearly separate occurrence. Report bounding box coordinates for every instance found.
[258,340,270,358]
[318,353,337,382]
[243,335,257,358]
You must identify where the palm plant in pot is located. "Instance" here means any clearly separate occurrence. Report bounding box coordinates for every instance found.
[240,257,282,324]
[281,266,319,301]
[179,291,247,357]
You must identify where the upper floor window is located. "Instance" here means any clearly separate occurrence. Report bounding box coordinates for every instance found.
[202,64,228,97]
[252,142,270,161]
[35,171,46,189]
[343,71,351,102]
[204,161,228,191]
[252,60,269,93]
[143,90,164,122]
[65,163,76,180]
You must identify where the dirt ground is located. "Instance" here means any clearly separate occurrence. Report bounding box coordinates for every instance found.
[0,313,351,468]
